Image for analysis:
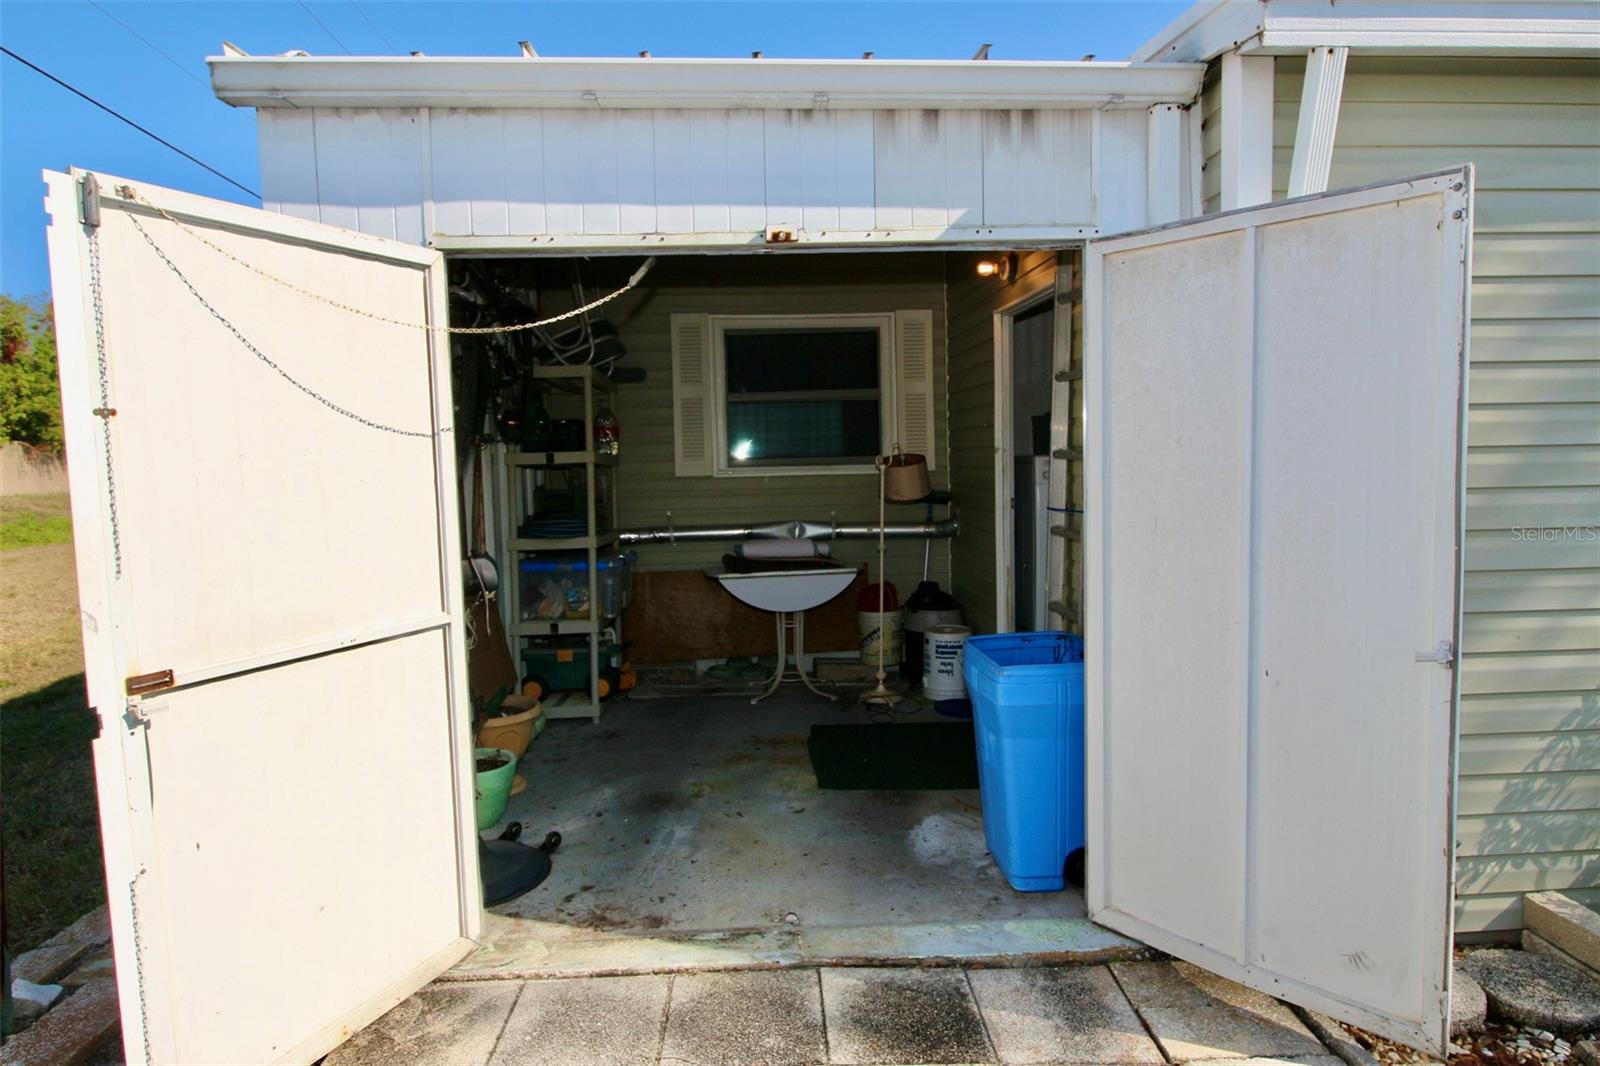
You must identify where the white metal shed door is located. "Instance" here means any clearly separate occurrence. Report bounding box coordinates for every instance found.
[44,170,479,1065]
[1084,169,1471,1055]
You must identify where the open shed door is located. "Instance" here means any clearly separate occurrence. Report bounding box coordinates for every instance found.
[44,170,478,1065]
[1083,169,1471,1055]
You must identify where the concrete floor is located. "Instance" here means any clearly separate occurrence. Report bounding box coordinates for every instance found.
[329,960,1344,1066]
[457,692,1126,978]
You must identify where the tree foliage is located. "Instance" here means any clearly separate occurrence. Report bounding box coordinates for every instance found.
[0,294,63,447]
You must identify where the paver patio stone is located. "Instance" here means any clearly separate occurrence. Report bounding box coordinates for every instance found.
[820,967,995,1065]
[967,965,1164,1065]
[489,974,670,1066]
[660,969,827,1066]
[1110,962,1326,1062]
[323,981,520,1066]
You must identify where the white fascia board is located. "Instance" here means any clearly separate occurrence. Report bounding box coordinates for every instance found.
[1133,1,1599,61]
[1131,2,1267,63]
[208,55,1203,110]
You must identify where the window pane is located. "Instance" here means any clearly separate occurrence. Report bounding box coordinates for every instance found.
[724,328,880,394]
[727,399,881,464]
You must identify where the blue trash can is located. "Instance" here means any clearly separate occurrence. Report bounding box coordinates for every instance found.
[963,632,1085,892]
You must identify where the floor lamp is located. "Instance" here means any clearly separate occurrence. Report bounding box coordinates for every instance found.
[861,448,930,707]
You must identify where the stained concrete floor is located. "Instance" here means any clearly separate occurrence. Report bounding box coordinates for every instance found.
[458,692,1124,978]
[328,960,1345,1066]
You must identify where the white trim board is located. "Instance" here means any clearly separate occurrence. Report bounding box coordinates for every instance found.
[1132,0,1600,62]
[211,55,1204,111]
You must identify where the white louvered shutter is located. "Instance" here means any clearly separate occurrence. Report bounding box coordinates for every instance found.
[893,308,936,470]
[671,313,715,477]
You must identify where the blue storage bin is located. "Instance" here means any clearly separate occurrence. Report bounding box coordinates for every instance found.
[963,632,1085,892]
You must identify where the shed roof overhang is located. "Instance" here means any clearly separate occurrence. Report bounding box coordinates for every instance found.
[1132,0,1600,62]
[208,55,1204,110]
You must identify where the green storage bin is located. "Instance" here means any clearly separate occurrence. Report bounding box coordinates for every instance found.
[521,637,621,696]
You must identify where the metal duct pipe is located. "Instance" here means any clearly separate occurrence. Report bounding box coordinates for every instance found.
[617,516,959,546]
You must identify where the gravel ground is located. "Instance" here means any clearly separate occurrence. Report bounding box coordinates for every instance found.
[1341,1013,1595,1065]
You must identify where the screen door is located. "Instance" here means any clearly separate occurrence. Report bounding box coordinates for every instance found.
[1084,169,1471,1054]
[45,169,478,1065]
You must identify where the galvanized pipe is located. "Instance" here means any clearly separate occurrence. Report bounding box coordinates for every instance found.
[617,515,958,546]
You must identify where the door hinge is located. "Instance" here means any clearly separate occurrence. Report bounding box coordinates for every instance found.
[78,173,101,229]
[1415,641,1455,666]
[125,669,174,696]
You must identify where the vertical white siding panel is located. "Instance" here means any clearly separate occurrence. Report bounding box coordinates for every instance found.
[763,110,803,228]
[689,111,731,232]
[726,110,767,231]
[427,110,476,237]
[835,111,876,230]
[942,111,985,230]
[873,110,918,231]
[541,109,587,234]
[257,111,321,222]
[654,109,694,234]
[502,111,547,235]
[465,111,510,237]
[614,110,656,234]
[386,111,427,245]
[1013,112,1057,229]
[580,109,621,234]
[1097,109,1149,234]
[798,112,839,231]
[350,111,399,239]
[1048,110,1094,225]
[983,111,1022,225]
[311,110,360,232]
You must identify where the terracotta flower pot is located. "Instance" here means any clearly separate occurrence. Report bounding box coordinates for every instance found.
[475,696,542,761]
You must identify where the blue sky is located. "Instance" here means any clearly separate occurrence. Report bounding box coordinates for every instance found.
[1,1,1189,296]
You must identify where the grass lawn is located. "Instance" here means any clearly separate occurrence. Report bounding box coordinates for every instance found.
[0,493,104,954]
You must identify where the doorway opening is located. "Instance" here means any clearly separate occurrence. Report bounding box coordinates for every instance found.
[443,248,1107,978]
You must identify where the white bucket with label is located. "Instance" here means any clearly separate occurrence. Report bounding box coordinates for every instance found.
[858,610,904,666]
[924,625,972,700]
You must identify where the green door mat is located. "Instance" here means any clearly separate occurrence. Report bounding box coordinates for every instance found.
[807,723,980,790]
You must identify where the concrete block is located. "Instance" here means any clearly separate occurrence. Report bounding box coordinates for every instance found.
[967,965,1164,1064]
[1450,966,1488,1037]
[1525,892,1600,974]
[820,967,994,1064]
[1460,948,1600,1034]
[11,908,111,986]
[0,979,120,1066]
[1525,929,1600,981]
[490,974,670,1066]
[1573,1038,1600,1066]
[660,969,826,1066]
[1110,962,1326,1062]
[323,981,520,1066]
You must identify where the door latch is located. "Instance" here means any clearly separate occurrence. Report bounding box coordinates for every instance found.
[123,699,150,730]
[1415,641,1455,666]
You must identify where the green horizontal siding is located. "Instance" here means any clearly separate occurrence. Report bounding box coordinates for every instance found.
[943,250,1059,635]
[1275,55,1600,934]
[566,254,950,599]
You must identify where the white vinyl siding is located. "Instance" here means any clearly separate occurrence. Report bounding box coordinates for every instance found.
[1274,55,1600,934]
[259,106,1173,242]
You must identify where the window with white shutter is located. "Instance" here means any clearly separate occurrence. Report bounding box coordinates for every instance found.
[669,309,933,478]
[671,313,714,477]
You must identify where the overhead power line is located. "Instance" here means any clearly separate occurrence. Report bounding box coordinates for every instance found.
[86,1,209,87]
[350,2,400,55]
[0,45,259,199]
[297,1,353,55]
